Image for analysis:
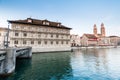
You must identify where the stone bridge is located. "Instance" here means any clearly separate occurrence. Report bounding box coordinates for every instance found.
[0,47,32,76]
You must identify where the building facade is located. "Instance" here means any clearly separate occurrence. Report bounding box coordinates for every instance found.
[70,34,81,47]
[81,23,106,46]
[93,23,106,38]
[8,18,71,52]
[81,34,98,46]
[0,27,9,48]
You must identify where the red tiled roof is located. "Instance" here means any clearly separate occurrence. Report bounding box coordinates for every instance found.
[109,36,119,37]
[84,34,97,39]
[8,18,72,30]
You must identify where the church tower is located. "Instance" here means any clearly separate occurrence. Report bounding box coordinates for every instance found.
[101,23,105,37]
[93,24,97,36]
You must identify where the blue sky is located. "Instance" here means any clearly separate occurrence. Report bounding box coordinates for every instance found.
[0,0,120,36]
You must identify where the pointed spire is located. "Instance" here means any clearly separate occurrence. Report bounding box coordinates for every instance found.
[93,24,97,36]
[94,24,97,28]
[101,23,104,27]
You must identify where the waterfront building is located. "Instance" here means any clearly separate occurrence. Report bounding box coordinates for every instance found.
[0,27,9,48]
[81,34,98,46]
[81,23,106,46]
[70,34,81,47]
[8,18,72,52]
[98,37,110,46]
[109,36,120,46]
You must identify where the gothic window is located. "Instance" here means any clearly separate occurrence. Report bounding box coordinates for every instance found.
[14,40,18,44]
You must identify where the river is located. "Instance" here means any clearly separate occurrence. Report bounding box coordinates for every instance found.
[0,48,120,80]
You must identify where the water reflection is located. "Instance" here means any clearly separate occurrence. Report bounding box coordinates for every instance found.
[0,52,72,80]
[1,48,120,80]
[71,48,120,80]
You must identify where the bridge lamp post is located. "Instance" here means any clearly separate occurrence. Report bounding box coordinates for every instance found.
[6,22,10,48]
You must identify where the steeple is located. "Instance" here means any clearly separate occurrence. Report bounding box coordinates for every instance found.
[93,24,97,36]
[101,23,105,37]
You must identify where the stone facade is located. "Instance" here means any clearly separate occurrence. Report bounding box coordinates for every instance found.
[81,23,107,46]
[81,34,98,46]
[0,27,8,48]
[70,34,81,47]
[8,18,71,52]
[93,23,106,37]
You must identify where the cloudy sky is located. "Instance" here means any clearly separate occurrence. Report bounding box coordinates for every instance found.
[0,0,120,36]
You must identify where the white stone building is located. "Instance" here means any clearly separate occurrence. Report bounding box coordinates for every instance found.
[0,27,9,48]
[8,18,72,52]
[70,34,81,47]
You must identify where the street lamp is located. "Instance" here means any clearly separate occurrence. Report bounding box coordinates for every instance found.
[6,22,10,48]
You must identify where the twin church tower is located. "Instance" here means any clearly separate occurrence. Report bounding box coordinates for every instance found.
[93,23,106,37]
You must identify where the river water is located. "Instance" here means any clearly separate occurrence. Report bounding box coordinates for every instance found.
[1,48,120,80]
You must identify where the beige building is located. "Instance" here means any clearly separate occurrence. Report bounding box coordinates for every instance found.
[81,34,98,46]
[81,23,107,46]
[8,18,71,52]
[70,34,81,47]
[0,27,9,48]
[109,36,120,46]
[98,37,110,46]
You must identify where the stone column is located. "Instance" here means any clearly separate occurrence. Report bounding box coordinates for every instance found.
[3,48,16,75]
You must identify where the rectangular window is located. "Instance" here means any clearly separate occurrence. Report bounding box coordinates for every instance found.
[14,40,18,44]
[51,41,53,44]
[38,34,41,37]
[23,40,26,44]
[44,41,47,45]
[56,35,59,38]
[66,41,68,44]
[56,41,59,44]
[51,34,53,38]
[23,33,27,37]
[15,32,19,36]
[38,41,41,44]
[61,41,64,44]
[31,41,34,44]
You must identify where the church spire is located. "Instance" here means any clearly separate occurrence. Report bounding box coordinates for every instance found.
[101,23,105,37]
[93,24,97,36]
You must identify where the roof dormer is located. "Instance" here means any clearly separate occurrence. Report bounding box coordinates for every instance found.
[57,23,61,27]
[42,20,49,25]
[27,18,32,23]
